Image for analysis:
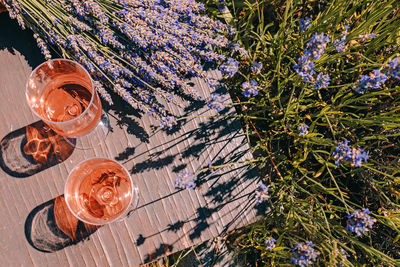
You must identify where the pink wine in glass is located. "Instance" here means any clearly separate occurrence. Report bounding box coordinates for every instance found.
[26,59,104,139]
[65,158,139,225]
[39,78,102,137]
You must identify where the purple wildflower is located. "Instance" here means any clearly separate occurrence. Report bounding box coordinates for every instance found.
[174,170,197,190]
[333,25,350,52]
[242,80,259,97]
[33,34,51,60]
[265,238,276,250]
[159,116,177,130]
[305,32,330,60]
[293,55,315,82]
[217,0,228,13]
[299,17,311,31]
[333,35,347,52]
[346,208,376,236]
[251,61,263,74]
[337,249,348,261]
[207,93,226,112]
[354,70,387,94]
[9,0,236,130]
[298,124,309,137]
[386,57,400,79]
[358,33,376,41]
[3,0,25,29]
[291,241,319,266]
[67,16,92,31]
[332,140,369,167]
[314,73,330,89]
[231,43,248,58]
[255,183,270,203]
[219,58,239,77]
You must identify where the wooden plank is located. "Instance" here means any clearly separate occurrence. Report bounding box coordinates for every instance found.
[0,14,261,266]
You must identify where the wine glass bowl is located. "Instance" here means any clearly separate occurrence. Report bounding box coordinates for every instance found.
[26,59,102,138]
[64,158,139,225]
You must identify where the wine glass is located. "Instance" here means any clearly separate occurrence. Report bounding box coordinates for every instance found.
[25,59,110,149]
[64,158,139,225]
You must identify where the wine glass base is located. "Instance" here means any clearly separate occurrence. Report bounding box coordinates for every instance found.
[65,112,111,150]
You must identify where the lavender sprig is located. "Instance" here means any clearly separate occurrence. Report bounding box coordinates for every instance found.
[9,0,237,129]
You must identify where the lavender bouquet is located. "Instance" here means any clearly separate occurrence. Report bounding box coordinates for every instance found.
[3,0,241,128]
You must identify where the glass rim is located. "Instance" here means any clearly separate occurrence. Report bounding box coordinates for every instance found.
[64,157,139,225]
[25,58,97,126]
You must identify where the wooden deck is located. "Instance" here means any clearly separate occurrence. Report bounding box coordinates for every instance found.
[0,13,262,266]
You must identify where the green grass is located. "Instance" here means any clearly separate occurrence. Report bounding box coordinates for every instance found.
[202,0,400,265]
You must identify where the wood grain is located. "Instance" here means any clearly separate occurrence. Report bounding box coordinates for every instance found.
[0,14,262,266]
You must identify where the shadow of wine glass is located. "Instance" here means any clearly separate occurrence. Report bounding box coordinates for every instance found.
[0,120,75,178]
[25,195,100,253]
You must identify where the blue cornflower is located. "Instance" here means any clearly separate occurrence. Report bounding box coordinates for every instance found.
[291,241,319,267]
[174,170,197,190]
[346,208,376,236]
[299,17,311,31]
[313,73,330,89]
[298,124,309,136]
[255,183,270,203]
[251,61,263,74]
[332,140,369,167]
[219,57,239,77]
[305,32,330,60]
[265,238,276,250]
[354,70,387,94]
[242,80,259,97]
[293,55,315,82]
[386,57,400,79]
[207,93,226,112]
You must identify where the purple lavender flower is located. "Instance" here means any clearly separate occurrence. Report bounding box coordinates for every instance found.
[333,34,347,52]
[332,140,369,167]
[242,80,259,97]
[159,116,177,130]
[337,249,348,261]
[255,183,270,203]
[9,0,236,130]
[251,61,263,74]
[217,0,228,13]
[174,170,197,190]
[67,16,92,31]
[386,57,400,79]
[291,241,319,266]
[358,33,376,41]
[265,237,276,250]
[305,32,330,60]
[354,70,387,94]
[298,124,309,137]
[219,58,239,77]
[314,73,330,89]
[231,43,248,58]
[3,0,25,29]
[207,93,226,112]
[293,55,315,82]
[333,25,349,52]
[33,34,51,60]
[299,17,311,31]
[346,208,376,236]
